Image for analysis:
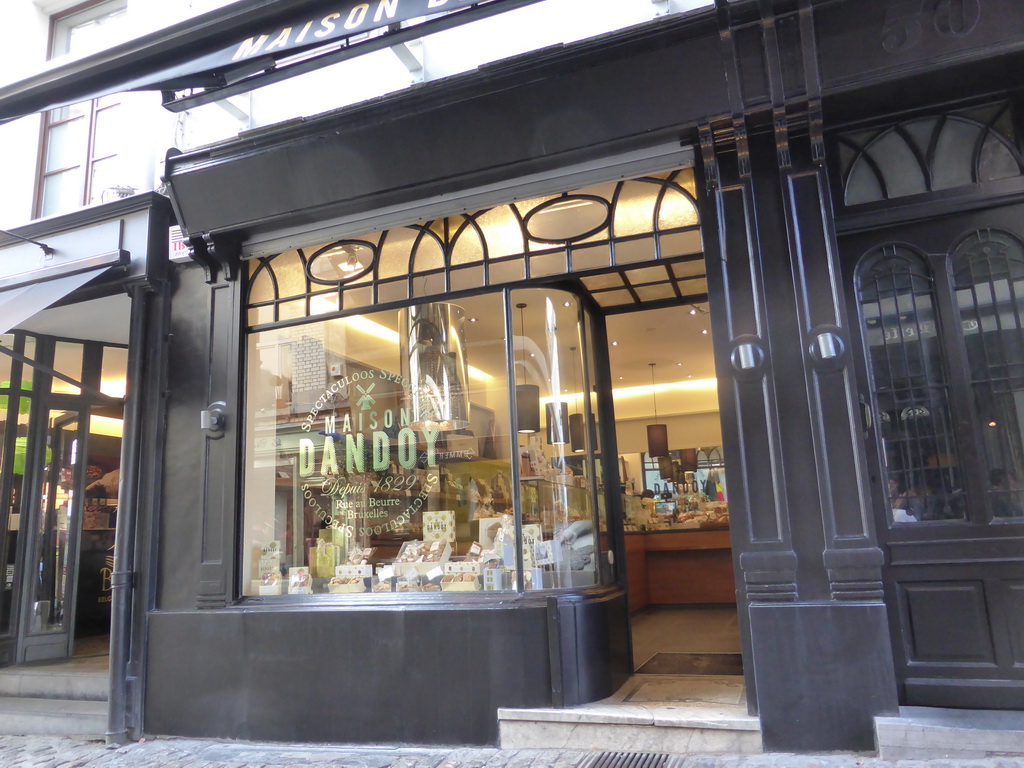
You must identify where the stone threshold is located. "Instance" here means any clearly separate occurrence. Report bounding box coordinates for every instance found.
[876,705,1024,760]
[499,674,761,754]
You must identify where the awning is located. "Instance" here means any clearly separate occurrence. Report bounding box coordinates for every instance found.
[0,0,543,122]
[0,266,112,336]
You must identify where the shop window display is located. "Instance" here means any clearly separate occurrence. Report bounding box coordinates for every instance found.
[242,288,604,596]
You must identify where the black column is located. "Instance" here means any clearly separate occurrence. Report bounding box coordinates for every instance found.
[697,0,899,751]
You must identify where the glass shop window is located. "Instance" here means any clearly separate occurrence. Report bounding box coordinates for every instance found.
[241,288,603,596]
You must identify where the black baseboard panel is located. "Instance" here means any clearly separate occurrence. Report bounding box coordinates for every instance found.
[750,602,899,752]
[144,592,626,745]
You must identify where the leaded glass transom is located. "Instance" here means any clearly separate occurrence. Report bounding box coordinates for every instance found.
[840,103,1024,206]
[245,168,701,326]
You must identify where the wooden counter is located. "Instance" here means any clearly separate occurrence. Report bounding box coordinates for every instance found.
[624,530,736,612]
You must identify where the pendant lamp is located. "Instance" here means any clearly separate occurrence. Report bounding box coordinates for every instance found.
[400,302,470,431]
[515,302,540,434]
[568,346,586,453]
[647,362,669,458]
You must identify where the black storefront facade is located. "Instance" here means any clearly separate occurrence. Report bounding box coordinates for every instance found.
[0,192,173,742]
[3,0,1024,755]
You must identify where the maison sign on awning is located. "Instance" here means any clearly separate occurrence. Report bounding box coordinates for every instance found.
[0,0,541,122]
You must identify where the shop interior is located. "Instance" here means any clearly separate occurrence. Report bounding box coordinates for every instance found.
[1,294,129,665]
[605,303,741,674]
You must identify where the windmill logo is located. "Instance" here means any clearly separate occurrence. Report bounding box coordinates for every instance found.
[356,382,376,411]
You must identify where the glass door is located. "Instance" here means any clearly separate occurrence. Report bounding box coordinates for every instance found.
[17,408,87,663]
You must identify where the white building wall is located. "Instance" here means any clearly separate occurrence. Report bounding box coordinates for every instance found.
[0,0,709,231]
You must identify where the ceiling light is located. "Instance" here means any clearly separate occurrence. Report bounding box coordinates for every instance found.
[701,329,708,335]
[469,317,478,322]
[689,308,697,315]
[611,341,618,346]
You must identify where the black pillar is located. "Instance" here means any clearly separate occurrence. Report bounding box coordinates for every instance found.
[698,0,899,752]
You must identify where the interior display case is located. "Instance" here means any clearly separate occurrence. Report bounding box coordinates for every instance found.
[620,447,734,610]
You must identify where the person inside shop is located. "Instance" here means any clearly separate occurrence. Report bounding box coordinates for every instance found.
[888,476,919,523]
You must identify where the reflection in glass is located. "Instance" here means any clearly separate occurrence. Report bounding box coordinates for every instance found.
[857,246,965,523]
[1,368,33,634]
[242,294,515,595]
[952,230,1024,518]
[52,342,84,395]
[514,289,598,590]
[242,287,606,596]
[100,346,128,398]
[30,411,80,634]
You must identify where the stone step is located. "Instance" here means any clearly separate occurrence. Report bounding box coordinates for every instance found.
[0,695,107,736]
[499,675,761,755]
[0,668,108,701]
[875,705,1024,760]
[499,705,762,754]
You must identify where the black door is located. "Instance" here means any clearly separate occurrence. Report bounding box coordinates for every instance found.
[842,201,1024,709]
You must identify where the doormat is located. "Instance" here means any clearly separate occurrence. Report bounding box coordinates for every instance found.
[636,652,743,676]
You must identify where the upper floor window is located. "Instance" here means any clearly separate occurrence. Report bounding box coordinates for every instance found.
[35,1,129,219]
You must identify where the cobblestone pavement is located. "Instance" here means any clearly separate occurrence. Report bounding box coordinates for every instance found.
[4,736,1024,768]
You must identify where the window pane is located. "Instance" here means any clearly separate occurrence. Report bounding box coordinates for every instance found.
[52,342,84,395]
[40,168,85,218]
[952,230,1024,518]
[0,335,13,385]
[56,3,128,58]
[89,156,126,205]
[512,288,598,589]
[45,118,87,172]
[101,346,128,398]
[50,102,88,123]
[2,403,33,634]
[242,294,514,596]
[28,411,80,634]
[858,247,966,523]
[92,103,123,159]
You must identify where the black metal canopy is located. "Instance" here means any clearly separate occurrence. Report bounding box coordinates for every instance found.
[0,0,543,123]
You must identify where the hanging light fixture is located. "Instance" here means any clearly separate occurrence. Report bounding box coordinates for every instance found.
[568,345,586,453]
[400,303,470,431]
[515,302,540,434]
[647,362,669,458]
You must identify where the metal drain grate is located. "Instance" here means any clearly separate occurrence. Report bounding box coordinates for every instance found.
[587,751,670,768]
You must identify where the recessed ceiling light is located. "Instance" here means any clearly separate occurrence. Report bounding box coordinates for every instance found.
[689,309,697,315]
[469,317,478,322]
[701,329,708,335]
[677,362,682,366]
[611,341,618,346]
[563,301,572,307]
[989,420,998,427]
